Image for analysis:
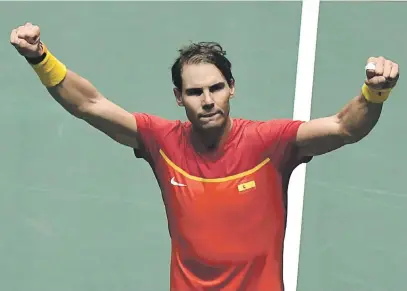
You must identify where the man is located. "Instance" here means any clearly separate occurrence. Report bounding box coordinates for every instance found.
[10,22,399,291]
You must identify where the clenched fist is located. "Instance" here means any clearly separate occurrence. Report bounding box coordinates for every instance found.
[365,56,399,91]
[10,22,43,58]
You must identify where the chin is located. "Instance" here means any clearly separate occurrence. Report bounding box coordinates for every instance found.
[198,116,226,131]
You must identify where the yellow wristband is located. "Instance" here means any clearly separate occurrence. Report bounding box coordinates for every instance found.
[31,44,67,87]
[362,83,391,103]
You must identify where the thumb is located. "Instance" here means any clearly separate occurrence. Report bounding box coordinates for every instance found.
[365,76,386,87]
[15,38,32,50]
[16,26,40,45]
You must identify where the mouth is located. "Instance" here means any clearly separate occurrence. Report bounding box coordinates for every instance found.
[199,111,222,118]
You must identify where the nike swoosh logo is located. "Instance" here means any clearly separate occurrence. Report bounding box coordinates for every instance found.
[171,177,186,187]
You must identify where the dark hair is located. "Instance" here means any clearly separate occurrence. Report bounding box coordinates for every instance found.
[171,41,235,90]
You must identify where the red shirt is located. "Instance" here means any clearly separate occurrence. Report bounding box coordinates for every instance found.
[133,113,310,291]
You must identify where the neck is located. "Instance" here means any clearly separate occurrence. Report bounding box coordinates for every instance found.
[192,117,233,152]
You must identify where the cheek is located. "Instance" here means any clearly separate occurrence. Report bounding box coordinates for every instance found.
[183,99,200,113]
[213,92,231,110]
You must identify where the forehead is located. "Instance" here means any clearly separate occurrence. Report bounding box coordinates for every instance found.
[181,63,226,89]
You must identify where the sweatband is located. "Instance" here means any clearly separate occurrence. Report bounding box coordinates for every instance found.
[29,44,67,87]
[362,83,391,104]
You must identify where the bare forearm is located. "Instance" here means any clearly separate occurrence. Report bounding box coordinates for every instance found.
[284,56,399,157]
[337,93,383,143]
[47,70,103,117]
[10,23,141,149]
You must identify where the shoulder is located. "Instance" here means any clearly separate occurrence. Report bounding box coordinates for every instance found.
[133,112,188,137]
[234,117,304,138]
[132,112,189,158]
[133,112,180,128]
[233,117,305,158]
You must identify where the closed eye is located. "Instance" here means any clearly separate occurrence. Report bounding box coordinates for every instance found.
[185,88,203,96]
[184,82,225,96]
[210,82,225,92]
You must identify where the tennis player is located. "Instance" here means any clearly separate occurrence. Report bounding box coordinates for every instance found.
[10,22,399,291]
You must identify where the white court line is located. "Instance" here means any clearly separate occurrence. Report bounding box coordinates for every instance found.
[5,0,395,289]
[283,0,320,291]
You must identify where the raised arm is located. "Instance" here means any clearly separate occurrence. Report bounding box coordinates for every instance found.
[10,22,141,149]
[296,56,400,157]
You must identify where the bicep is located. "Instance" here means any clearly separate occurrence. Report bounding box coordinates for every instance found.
[296,115,347,157]
[46,70,141,148]
[79,97,141,149]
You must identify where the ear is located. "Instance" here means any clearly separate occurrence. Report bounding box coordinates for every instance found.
[229,79,236,99]
[173,88,184,106]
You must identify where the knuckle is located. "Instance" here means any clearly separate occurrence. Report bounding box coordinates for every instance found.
[16,27,25,34]
[367,56,376,63]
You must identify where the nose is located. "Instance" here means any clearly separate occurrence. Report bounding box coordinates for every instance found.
[202,89,214,108]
